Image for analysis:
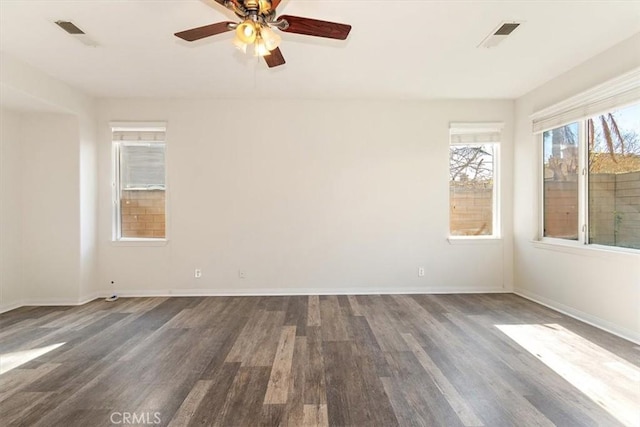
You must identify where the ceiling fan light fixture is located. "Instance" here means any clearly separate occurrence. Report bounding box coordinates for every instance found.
[232,36,248,53]
[260,25,281,51]
[253,35,271,57]
[235,21,257,44]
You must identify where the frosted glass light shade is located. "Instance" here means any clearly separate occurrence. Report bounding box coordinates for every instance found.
[260,26,281,51]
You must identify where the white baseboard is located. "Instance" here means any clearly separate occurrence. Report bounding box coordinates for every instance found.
[0,301,23,314]
[98,287,509,298]
[80,292,102,305]
[0,293,101,314]
[514,289,640,345]
[26,293,101,307]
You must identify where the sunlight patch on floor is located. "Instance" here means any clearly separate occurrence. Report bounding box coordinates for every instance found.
[496,323,639,427]
[0,343,65,375]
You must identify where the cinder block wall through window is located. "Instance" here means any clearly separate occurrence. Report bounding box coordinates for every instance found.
[120,190,165,238]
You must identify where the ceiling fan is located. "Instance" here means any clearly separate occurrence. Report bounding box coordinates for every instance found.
[174,0,352,68]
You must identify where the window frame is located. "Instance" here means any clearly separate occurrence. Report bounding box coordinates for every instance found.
[448,123,503,241]
[539,121,587,245]
[111,123,168,244]
[532,68,640,253]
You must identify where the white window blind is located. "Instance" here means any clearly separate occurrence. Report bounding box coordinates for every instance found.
[119,145,165,189]
[531,67,640,134]
[111,122,167,190]
[450,122,503,144]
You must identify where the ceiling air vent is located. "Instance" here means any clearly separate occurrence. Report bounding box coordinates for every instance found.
[55,20,85,34]
[478,21,521,48]
[54,20,98,46]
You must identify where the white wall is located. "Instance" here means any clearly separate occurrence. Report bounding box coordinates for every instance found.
[0,53,98,308]
[98,98,514,296]
[0,52,95,116]
[79,114,98,301]
[20,113,83,302]
[513,33,640,342]
[0,109,23,311]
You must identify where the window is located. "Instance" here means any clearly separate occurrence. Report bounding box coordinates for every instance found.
[543,122,580,240]
[534,68,640,251]
[449,123,502,238]
[588,104,640,249]
[112,123,167,240]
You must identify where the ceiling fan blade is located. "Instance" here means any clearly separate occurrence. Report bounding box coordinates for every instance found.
[271,0,283,9]
[264,47,286,68]
[278,15,351,40]
[175,21,234,42]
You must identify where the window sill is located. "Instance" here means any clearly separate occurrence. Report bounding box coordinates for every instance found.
[447,236,502,245]
[531,239,639,259]
[111,239,168,247]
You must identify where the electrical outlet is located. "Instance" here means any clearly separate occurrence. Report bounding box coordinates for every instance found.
[418,267,425,277]
[194,269,202,278]
[238,270,246,279]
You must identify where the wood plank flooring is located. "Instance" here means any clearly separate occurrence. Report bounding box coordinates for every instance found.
[0,294,638,426]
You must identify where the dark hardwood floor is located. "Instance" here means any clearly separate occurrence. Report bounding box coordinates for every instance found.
[0,294,638,426]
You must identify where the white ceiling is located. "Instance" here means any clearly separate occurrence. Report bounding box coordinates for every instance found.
[1,0,639,101]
